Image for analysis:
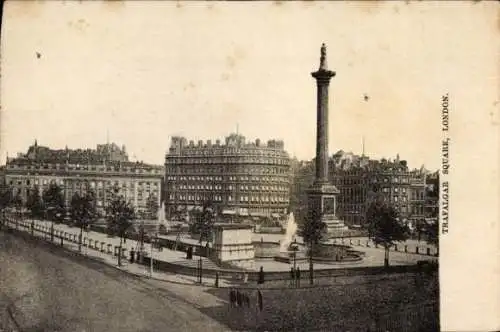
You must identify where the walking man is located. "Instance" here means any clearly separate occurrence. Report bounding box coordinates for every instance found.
[258,266,265,285]
[229,288,236,308]
[236,290,242,307]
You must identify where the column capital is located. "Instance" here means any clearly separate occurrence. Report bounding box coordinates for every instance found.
[311,70,336,81]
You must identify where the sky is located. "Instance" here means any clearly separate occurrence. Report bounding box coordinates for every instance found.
[0,1,495,171]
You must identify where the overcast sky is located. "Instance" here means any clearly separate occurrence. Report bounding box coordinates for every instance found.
[0,1,495,170]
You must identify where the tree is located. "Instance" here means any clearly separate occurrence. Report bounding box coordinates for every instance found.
[366,198,409,268]
[301,207,326,285]
[189,200,215,283]
[0,186,12,225]
[42,183,65,222]
[192,200,215,247]
[43,183,65,242]
[9,190,23,230]
[415,218,425,242]
[26,186,44,219]
[105,190,135,267]
[425,220,439,255]
[146,193,159,220]
[71,191,97,252]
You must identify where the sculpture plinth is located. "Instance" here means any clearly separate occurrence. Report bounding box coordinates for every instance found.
[307,44,348,237]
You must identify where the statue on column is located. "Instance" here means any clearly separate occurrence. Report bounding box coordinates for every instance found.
[319,43,328,70]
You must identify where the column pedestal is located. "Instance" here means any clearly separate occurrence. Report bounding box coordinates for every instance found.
[307,182,348,237]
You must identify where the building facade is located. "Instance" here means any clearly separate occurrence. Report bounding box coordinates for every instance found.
[288,159,315,223]
[330,151,427,227]
[3,140,163,215]
[164,133,290,220]
[424,171,439,223]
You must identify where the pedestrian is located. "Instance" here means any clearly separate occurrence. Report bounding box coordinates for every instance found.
[236,290,242,307]
[296,266,301,288]
[241,292,246,309]
[229,288,236,308]
[290,267,295,287]
[257,290,263,312]
[215,272,219,288]
[245,292,250,307]
[258,266,265,285]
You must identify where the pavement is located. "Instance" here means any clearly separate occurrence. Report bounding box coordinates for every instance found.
[1,219,439,331]
[253,232,438,256]
[4,217,437,288]
[5,218,236,288]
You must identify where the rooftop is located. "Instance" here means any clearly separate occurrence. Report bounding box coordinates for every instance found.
[169,133,286,151]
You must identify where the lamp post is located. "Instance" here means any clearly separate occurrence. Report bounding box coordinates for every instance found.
[309,240,314,285]
[290,239,299,288]
[150,232,155,278]
[48,207,55,243]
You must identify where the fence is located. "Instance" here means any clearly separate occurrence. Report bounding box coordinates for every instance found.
[1,216,438,284]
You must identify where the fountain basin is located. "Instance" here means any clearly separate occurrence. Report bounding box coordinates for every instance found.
[273,252,309,264]
[253,241,281,259]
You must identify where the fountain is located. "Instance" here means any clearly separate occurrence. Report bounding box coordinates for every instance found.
[280,213,298,252]
[272,213,308,263]
[252,212,363,265]
[157,201,168,233]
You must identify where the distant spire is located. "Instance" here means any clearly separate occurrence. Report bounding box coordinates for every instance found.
[106,129,109,145]
[34,139,38,147]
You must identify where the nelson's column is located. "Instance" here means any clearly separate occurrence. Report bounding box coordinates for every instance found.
[307,43,348,235]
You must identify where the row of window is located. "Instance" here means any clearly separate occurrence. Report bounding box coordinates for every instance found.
[168,157,288,165]
[340,205,425,216]
[348,177,420,184]
[165,175,289,183]
[169,148,287,158]
[167,166,288,175]
[172,184,288,192]
[7,177,160,188]
[65,189,153,202]
[340,186,426,196]
[7,163,162,175]
[170,195,289,203]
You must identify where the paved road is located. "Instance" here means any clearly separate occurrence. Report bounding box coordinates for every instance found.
[0,231,228,332]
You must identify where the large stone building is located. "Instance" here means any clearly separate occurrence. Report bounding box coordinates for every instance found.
[164,133,290,220]
[3,140,163,215]
[330,151,427,227]
[289,151,429,227]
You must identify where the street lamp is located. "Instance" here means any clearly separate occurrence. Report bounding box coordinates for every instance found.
[290,239,299,287]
